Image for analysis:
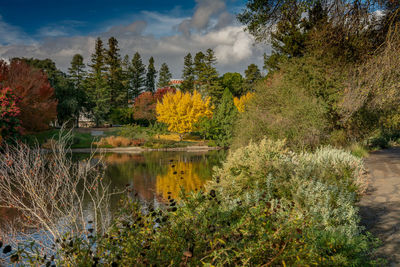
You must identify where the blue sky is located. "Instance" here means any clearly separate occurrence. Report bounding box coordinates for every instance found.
[0,0,193,38]
[0,0,267,76]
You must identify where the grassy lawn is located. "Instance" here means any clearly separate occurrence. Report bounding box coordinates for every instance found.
[22,126,215,149]
[22,129,98,149]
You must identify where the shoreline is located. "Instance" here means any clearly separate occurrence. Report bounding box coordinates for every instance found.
[70,145,221,154]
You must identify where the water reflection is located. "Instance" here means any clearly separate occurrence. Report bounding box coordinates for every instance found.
[0,150,226,238]
[101,150,226,204]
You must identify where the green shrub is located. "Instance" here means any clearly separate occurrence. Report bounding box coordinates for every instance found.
[114,125,149,139]
[109,107,134,125]
[144,138,188,149]
[233,59,331,150]
[197,88,238,148]
[37,139,380,266]
[349,143,369,158]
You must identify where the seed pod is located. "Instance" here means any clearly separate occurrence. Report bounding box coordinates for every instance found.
[183,251,193,258]
[10,254,19,263]
[210,190,216,198]
[3,245,11,254]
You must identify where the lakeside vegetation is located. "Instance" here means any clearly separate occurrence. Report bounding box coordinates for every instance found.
[1,0,400,265]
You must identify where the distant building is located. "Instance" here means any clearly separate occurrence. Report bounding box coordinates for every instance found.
[169,79,183,86]
[78,112,96,128]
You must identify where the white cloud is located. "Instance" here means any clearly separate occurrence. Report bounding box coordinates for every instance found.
[0,2,270,77]
[0,15,35,45]
[178,0,226,35]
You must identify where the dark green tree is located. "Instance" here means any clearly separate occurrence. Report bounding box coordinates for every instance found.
[203,49,223,104]
[129,52,146,99]
[146,56,157,92]
[105,37,125,108]
[220,72,244,97]
[244,64,262,93]
[198,88,238,147]
[193,49,224,103]
[86,37,111,126]
[193,51,206,92]
[121,55,132,102]
[68,54,88,125]
[157,63,172,88]
[181,53,195,93]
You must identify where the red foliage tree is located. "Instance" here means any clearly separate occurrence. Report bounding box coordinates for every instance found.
[133,87,176,122]
[154,87,176,102]
[0,87,21,144]
[0,60,57,132]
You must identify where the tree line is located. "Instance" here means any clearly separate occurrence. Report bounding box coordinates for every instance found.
[8,36,262,128]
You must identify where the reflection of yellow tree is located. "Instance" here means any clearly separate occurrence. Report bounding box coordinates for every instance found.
[102,154,145,164]
[156,162,205,200]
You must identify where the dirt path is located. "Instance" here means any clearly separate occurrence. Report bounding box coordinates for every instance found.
[359,147,400,266]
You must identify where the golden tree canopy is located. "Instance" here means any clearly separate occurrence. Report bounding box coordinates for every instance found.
[156,90,213,137]
[234,92,255,113]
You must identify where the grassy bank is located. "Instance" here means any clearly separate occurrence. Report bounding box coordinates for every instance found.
[22,125,216,149]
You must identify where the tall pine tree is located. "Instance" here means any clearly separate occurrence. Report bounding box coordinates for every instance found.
[244,64,262,93]
[181,53,195,93]
[68,54,87,126]
[198,88,238,147]
[86,37,111,126]
[146,56,157,92]
[129,52,146,100]
[105,37,125,108]
[193,49,223,102]
[121,55,132,103]
[193,51,206,93]
[157,63,172,88]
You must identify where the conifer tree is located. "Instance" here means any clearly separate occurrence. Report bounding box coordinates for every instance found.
[105,37,125,108]
[204,49,223,103]
[244,64,262,93]
[157,63,172,88]
[192,49,224,104]
[69,54,86,88]
[193,51,205,85]
[68,54,87,125]
[146,56,157,93]
[129,52,146,100]
[198,88,238,147]
[86,37,111,126]
[121,55,132,103]
[181,53,195,93]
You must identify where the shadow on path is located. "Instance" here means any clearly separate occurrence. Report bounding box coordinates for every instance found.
[359,147,400,265]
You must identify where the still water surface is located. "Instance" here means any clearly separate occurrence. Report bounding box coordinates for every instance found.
[0,150,226,264]
[100,150,226,203]
[1,150,226,226]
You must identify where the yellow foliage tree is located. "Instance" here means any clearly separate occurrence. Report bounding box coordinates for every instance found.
[156,90,213,140]
[234,92,255,112]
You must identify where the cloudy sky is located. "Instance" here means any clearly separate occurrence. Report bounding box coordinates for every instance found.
[0,0,270,77]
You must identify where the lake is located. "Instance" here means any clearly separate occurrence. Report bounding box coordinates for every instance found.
[0,149,227,240]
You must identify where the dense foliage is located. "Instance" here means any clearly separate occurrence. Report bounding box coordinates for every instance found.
[0,59,57,132]
[0,87,21,144]
[198,88,238,147]
[35,139,380,266]
[133,87,176,123]
[233,0,400,150]
[156,90,213,140]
